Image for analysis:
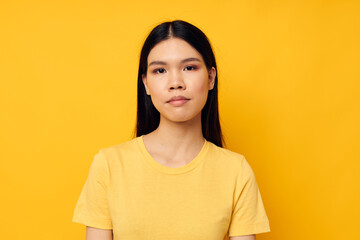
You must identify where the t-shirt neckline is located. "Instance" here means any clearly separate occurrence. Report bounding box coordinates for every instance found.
[136,135,210,175]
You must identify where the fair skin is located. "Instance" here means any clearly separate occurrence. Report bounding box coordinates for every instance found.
[86,37,255,240]
[141,37,216,167]
[86,227,112,240]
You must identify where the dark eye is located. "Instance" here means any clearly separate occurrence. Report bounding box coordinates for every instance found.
[154,68,166,74]
[184,66,196,71]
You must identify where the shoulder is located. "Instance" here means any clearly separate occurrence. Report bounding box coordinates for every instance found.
[208,142,247,167]
[91,137,140,168]
[207,142,254,177]
[97,137,139,157]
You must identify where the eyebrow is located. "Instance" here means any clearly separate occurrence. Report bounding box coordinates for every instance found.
[148,57,201,67]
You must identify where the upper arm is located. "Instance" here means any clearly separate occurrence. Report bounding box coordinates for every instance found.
[86,226,113,240]
[229,234,256,240]
[73,150,113,229]
[228,157,270,236]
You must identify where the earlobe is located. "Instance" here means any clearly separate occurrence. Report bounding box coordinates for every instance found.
[142,74,150,95]
[208,67,216,90]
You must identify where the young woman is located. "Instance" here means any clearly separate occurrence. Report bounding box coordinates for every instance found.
[73,20,270,240]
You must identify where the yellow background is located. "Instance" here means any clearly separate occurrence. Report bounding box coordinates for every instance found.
[1,0,359,239]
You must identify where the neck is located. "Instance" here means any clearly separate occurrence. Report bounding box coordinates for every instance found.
[148,113,205,149]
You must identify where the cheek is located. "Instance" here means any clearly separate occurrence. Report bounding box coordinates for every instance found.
[147,81,165,99]
[190,81,210,111]
[147,83,168,112]
[192,76,210,97]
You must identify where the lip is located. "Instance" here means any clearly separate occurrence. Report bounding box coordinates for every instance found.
[167,95,190,106]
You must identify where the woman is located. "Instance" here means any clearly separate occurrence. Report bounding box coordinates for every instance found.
[73,20,270,240]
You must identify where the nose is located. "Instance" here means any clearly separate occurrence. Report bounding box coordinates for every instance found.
[168,71,185,91]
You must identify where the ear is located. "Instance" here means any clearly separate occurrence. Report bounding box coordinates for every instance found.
[142,74,150,95]
[208,67,216,90]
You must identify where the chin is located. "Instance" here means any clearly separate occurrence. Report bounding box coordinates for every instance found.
[162,112,202,124]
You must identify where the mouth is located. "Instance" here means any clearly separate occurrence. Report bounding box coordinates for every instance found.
[167,96,190,106]
[167,96,190,103]
[167,96,190,102]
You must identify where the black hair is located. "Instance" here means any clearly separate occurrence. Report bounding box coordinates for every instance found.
[135,20,223,147]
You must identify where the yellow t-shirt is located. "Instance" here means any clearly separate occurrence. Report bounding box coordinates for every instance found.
[72,136,270,239]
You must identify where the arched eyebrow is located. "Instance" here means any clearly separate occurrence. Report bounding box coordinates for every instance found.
[148,57,201,67]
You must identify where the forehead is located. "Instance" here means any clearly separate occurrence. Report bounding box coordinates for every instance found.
[147,38,204,63]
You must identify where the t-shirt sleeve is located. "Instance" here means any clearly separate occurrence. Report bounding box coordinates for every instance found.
[228,156,270,237]
[72,149,113,229]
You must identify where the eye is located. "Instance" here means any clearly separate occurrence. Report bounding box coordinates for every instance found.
[184,65,197,71]
[153,68,166,74]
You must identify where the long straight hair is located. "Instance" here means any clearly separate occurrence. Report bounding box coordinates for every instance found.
[135,20,223,147]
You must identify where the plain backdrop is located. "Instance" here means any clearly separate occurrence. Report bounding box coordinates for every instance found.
[0,0,359,239]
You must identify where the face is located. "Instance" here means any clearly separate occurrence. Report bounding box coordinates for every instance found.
[142,37,216,124]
